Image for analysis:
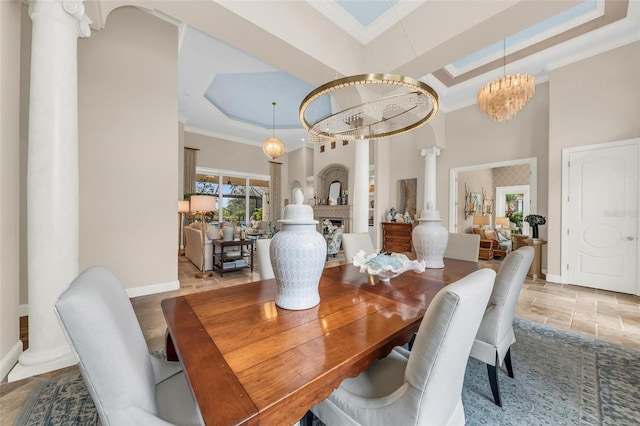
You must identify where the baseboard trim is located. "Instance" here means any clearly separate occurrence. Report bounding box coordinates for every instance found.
[546,274,563,284]
[1,341,23,382]
[126,280,180,298]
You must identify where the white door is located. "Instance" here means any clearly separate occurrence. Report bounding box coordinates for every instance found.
[567,142,638,294]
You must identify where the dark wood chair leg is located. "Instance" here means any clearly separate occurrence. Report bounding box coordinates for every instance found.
[487,354,502,407]
[504,348,514,378]
[165,329,178,362]
[408,333,416,351]
[301,410,314,426]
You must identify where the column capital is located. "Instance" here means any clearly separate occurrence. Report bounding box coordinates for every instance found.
[420,146,441,157]
[30,0,92,38]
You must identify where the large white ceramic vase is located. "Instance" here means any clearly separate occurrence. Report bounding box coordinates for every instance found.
[413,202,448,269]
[270,189,327,310]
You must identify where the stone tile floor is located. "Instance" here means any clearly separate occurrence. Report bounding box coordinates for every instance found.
[2,254,638,425]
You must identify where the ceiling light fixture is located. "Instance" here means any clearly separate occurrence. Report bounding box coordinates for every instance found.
[262,101,286,160]
[299,73,439,144]
[477,40,535,123]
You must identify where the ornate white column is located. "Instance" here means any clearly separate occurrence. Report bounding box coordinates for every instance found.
[420,147,441,212]
[353,139,369,233]
[9,0,91,381]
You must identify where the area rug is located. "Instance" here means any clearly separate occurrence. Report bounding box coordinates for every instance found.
[15,319,640,425]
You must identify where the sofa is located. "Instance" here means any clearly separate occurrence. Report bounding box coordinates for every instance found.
[184,223,216,271]
[472,226,512,259]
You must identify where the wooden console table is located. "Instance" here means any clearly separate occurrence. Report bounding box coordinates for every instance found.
[212,239,254,277]
[381,222,413,253]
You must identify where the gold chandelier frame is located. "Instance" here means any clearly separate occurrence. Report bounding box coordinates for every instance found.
[299,74,439,144]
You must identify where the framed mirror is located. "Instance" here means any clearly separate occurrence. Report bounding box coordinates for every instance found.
[328,181,341,205]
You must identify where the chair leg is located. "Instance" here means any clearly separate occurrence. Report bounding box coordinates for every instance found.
[504,348,514,378]
[487,354,502,407]
[300,411,314,426]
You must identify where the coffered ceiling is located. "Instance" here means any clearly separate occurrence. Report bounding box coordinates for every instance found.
[89,0,639,152]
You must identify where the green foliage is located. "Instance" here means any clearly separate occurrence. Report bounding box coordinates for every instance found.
[254,208,263,221]
[507,211,523,227]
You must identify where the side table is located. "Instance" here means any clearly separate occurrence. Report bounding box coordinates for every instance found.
[524,238,547,280]
[212,239,255,277]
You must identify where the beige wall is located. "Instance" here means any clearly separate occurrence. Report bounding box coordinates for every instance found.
[78,7,179,291]
[287,146,313,203]
[547,41,640,278]
[0,0,22,378]
[439,82,550,233]
[19,3,31,306]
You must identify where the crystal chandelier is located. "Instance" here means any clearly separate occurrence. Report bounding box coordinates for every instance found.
[477,40,535,123]
[299,74,439,144]
[263,102,285,160]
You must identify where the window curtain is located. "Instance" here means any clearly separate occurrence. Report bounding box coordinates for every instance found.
[184,147,198,196]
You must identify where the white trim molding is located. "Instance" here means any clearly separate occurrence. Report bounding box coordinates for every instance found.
[126,280,180,299]
[1,341,23,382]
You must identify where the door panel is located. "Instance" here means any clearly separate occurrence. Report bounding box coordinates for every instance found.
[568,143,638,293]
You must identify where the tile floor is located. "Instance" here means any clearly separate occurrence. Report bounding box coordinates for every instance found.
[1,254,639,425]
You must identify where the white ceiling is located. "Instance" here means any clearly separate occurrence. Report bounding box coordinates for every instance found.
[163,0,640,152]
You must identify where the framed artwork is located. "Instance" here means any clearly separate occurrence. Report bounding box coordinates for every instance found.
[397,178,417,217]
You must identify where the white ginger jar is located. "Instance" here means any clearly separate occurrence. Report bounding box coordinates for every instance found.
[412,202,448,269]
[270,189,327,310]
[222,221,234,241]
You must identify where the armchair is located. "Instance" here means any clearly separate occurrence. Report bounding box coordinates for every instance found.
[326,227,344,258]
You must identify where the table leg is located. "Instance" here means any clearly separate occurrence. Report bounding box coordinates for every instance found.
[165,329,178,362]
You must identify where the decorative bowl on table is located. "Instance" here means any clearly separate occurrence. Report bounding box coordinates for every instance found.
[352,250,426,282]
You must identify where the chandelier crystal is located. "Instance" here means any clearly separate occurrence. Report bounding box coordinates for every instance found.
[477,73,535,123]
[263,102,285,160]
[299,74,439,144]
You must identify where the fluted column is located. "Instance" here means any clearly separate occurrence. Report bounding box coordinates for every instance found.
[353,139,369,233]
[9,0,91,382]
[420,147,441,212]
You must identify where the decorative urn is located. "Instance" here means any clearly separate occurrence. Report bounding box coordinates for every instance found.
[222,221,234,241]
[412,202,449,268]
[270,189,327,310]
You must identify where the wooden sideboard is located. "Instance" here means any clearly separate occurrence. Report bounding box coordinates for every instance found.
[381,222,413,253]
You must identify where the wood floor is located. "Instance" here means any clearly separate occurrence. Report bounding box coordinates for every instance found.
[1,254,639,425]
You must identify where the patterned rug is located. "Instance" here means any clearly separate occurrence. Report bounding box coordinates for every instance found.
[15,319,640,425]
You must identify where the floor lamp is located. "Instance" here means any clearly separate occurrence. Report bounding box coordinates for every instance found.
[178,200,190,256]
[190,195,217,278]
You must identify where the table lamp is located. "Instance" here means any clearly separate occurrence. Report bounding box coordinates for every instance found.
[495,216,510,229]
[190,195,217,278]
[473,215,491,228]
[178,200,190,256]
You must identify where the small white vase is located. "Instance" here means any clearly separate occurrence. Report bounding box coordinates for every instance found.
[413,202,448,269]
[222,222,234,241]
[270,189,326,310]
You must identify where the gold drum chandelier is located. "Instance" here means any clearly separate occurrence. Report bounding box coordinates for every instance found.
[477,40,535,123]
[263,101,285,160]
[299,74,439,144]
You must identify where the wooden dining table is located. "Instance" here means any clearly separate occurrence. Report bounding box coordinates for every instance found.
[161,258,480,426]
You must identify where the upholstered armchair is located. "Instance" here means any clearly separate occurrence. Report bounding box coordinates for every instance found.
[310,268,496,426]
[326,227,344,257]
[470,246,534,406]
[55,266,204,425]
[255,238,274,280]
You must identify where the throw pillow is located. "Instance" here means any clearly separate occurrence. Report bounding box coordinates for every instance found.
[484,229,496,240]
[206,226,220,240]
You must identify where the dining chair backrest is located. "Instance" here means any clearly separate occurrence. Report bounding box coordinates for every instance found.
[407,268,495,424]
[443,233,480,262]
[471,246,534,363]
[256,238,274,279]
[342,232,375,264]
[55,266,159,424]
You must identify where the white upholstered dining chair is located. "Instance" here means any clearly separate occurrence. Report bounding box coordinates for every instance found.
[55,266,204,426]
[255,238,274,280]
[470,246,534,407]
[342,232,376,264]
[310,268,496,426]
[444,233,481,262]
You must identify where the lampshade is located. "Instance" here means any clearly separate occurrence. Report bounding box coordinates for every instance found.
[473,215,491,226]
[178,200,190,213]
[495,217,510,227]
[190,195,216,212]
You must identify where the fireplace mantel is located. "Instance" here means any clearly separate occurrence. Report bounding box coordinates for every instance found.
[312,205,352,232]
